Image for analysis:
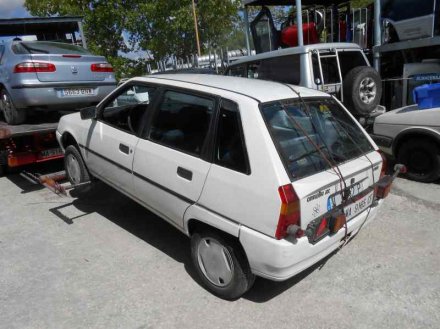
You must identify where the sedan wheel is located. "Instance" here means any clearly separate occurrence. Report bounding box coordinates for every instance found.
[397,139,440,183]
[0,89,26,125]
[64,145,91,193]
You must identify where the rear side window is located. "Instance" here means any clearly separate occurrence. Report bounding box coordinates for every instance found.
[312,52,341,84]
[261,98,373,180]
[214,100,249,174]
[12,41,91,55]
[149,90,214,156]
[258,55,301,84]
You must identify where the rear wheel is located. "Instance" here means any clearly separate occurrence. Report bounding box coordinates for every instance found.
[190,229,255,299]
[0,89,26,125]
[397,139,440,183]
[64,145,91,191]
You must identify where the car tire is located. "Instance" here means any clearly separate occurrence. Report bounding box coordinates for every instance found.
[190,228,255,300]
[64,145,91,191]
[0,89,26,125]
[397,138,440,183]
[343,66,382,116]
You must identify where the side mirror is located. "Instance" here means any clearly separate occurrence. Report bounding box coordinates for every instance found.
[80,106,97,120]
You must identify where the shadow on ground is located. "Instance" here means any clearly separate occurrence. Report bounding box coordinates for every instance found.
[47,181,340,302]
[5,172,342,302]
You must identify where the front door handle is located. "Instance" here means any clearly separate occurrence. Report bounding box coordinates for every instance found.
[177,166,193,181]
[119,143,130,154]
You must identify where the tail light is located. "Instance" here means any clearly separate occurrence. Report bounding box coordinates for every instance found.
[14,62,56,73]
[375,151,390,199]
[91,63,113,72]
[375,151,392,199]
[379,151,387,179]
[276,184,303,240]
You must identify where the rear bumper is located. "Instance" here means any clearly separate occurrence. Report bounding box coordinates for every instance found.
[239,199,383,281]
[9,84,116,109]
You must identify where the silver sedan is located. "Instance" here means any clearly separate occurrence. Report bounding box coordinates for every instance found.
[0,40,116,124]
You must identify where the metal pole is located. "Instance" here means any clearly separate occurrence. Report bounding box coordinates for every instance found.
[77,21,87,49]
[373,0,381,73]
[243,6,251,54]
[295,0,304,46]
[192,0,201,57]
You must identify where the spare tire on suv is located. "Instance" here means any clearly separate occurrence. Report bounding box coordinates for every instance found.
[343,66,382,116]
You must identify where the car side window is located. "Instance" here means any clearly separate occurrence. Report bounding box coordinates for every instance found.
[247,61,260,78]
[149,90,214,156]
[257,55,301,84]
[100,84,156,134]
[214,100,249,174]
[338,51,368,76]
[227,65,246,77]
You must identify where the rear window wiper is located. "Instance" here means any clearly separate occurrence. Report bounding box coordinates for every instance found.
[21,43,49,54]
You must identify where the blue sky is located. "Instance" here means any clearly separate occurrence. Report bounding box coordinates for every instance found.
[0,0,31,19]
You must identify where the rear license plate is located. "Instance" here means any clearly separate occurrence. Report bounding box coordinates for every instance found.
[344,191,374,220]
[40,148,63,158]
[62,88,94,96]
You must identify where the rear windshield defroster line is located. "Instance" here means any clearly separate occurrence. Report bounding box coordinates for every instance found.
[260,97,374,181]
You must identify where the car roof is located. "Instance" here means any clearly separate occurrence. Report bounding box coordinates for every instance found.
[131,74,330,103]
[230,43,362,66]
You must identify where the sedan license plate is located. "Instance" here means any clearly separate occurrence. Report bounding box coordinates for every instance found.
[40,148,63,159]
[62,88,94,96]
[344,191,374,220]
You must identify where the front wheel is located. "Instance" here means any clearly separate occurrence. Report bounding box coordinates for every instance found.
[397,139,440,183]
[64,145,91,192]
[191,229,255,299]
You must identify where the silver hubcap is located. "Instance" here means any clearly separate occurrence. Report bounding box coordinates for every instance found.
[66,154,81,184]
[359,77,377,104]
[197,237,234,287]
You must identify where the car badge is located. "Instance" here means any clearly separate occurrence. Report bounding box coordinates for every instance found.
[71,66,78,74]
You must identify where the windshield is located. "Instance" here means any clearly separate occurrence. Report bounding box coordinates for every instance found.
[261,98,374,180]
[12,41,91,55]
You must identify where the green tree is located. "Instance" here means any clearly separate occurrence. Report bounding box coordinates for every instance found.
[127,0,240,61]
[25,0,241,76]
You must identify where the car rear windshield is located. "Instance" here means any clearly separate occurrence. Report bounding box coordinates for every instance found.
[261,98,374,181]
[12,42,91,55]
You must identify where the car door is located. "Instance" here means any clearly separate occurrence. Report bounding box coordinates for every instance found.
[132,88,215,228]
[83,83,157,194]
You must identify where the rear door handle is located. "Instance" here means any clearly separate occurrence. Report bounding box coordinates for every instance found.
[177,166,193,181]
[119,143,130,154]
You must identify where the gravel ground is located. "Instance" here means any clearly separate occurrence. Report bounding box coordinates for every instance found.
[0,170,439,329]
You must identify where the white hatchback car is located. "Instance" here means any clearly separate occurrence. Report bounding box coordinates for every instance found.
[57,74,390,299]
